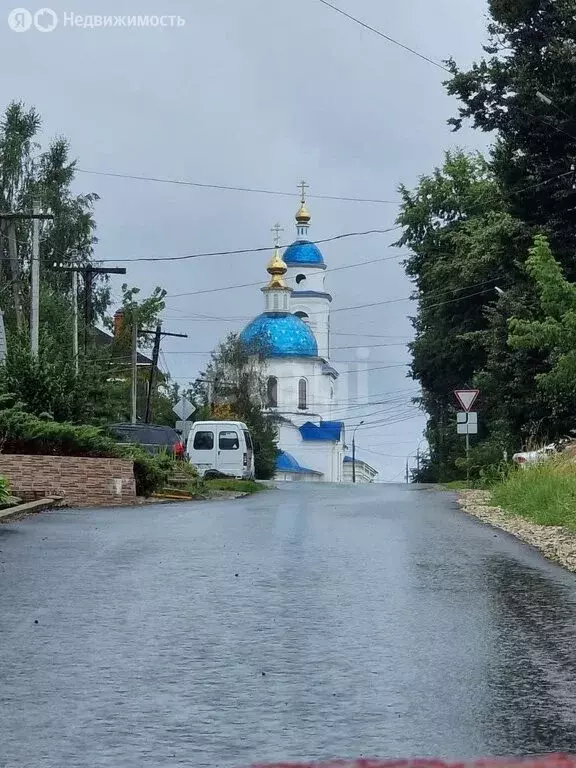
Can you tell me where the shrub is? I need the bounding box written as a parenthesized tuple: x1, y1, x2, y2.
(0, 476, 11, 505)
(130, 451, 170, 497)
(0, 406, 121, 457)
(0, 405, 192, 498)
(125, 448, 196, 497)
(491, 457, 576, 528)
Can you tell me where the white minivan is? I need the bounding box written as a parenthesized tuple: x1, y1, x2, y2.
(187, 421, 256, 480)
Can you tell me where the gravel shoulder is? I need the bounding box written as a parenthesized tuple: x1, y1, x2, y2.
(457, 489, 576, 572)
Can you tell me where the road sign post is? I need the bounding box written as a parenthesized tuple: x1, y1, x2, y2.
(454, 389, 479, 412)
(454, 390, 480, 485)
(173, 396, 195, 422)
(173, 397, 196, 445)
(456, 411, 478, 484)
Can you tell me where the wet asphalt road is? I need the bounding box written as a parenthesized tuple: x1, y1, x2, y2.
(2, 483, 576, 768)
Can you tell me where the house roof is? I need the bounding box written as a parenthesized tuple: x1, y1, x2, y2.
(93, 328, 154, 366)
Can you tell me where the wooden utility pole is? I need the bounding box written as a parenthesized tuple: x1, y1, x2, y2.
(82, 266, 127, 354)
(30, 201, 41, 356)
(6, 223, 23, 332)
(51, 263, 127, 359)
(131, 310, 138, 425)
(141, 326, 188, 424)
(0, 206, 54, 353)
(72, 270, 79, 374)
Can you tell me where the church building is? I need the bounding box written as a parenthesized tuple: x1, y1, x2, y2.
(239, 188, 370, 483)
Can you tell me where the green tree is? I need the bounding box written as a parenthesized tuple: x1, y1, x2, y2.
(0, 333, 115, 424)
(198, 333, 279, 479)
(447, 0, 576, 278)
(0, 102, 103, 334)
(397, 151, 527, 479)
(509, 235, 576, 412)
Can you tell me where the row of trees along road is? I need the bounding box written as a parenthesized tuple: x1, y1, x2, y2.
(0, 102, 278, 477)
(400, 0, 576, 482)
(0, 101, 182, 424)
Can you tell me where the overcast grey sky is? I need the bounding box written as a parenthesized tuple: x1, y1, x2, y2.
(2, 0, 490, 480)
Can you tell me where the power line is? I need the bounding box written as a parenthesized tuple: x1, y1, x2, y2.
(96, 227, 401, 264)
(76, 168, 400, 205)
(166, 249, 406, 299)
(163, 276, 508, 323)
(315, 0, 576, 146)
(332, 283, 506, 315)
(315, 0, 450, 72)
(168, 362, 410, 382)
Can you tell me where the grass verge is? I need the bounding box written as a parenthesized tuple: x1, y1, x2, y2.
(491, 457, 576, 529)
(203, 478, 264, 494)
(440, 480, 470, 491)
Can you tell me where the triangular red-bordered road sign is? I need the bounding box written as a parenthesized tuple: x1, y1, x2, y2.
(454, 389, 479, 412)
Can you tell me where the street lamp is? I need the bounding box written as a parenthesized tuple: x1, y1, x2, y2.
(352, 420, 364, 484)
(495, 286, 506, 297)
(406, 437, 428, 484)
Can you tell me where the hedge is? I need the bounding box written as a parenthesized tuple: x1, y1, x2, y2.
(0, 406, 177, 497)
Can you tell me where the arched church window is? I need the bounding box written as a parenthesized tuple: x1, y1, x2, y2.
(294, 311, 309, 321)
(296, 274, 306, 285)
(298, 378, 307, 410)
(267, 376, 278, 408)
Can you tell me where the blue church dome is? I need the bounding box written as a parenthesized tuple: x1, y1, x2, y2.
(240, 312, 318, 358)
(283, 240, 325, 266)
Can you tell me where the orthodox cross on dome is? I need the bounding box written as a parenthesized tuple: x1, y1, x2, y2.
(296, 180, 311, 236)
(271, 222, 284, 247)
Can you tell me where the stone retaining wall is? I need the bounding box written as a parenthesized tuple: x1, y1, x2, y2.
(0, 455, 137, 507)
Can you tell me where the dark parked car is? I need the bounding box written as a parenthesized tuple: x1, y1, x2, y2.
(109, 423, 185, 458)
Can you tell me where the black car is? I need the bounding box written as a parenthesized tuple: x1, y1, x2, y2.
(109, 423, 186, 458)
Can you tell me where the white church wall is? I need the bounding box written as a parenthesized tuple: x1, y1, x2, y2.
(264, 358, 334, 421)
(285, 266, 325, 294)
(290, 296, 330, 359)
(276, 422, 345, 483)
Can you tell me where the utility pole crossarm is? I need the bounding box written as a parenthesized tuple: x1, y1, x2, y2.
(141, 328, 188, 423)
(50, 264, 127, 355)
(140, 330, 188, 339)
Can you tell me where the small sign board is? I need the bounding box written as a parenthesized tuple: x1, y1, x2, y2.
(175, 420, 193, 441)
(457, 411, 478, 435)
(454, 389, 479, 412)
(173, 395, 195, 421)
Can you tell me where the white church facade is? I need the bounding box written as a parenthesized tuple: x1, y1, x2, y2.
(238, 190, 377, 483)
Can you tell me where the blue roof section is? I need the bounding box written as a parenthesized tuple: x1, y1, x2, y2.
(283, 240, 325, 266)
(240, 312, 318, 358)
(276, 451, 322, 475)
(299, 421, 344, 442)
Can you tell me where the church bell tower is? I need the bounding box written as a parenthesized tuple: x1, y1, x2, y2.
(284, 182, 332, 360)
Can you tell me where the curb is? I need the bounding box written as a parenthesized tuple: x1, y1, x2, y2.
(0, 497, 62, 523)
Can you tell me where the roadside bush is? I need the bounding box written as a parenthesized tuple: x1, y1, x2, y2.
(126, 448, 197, 498)
(0, 476, 11, 505)
(0, 405, 121, 457)
(0, 405, 183, 498)
(130, 451, 170, 497)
